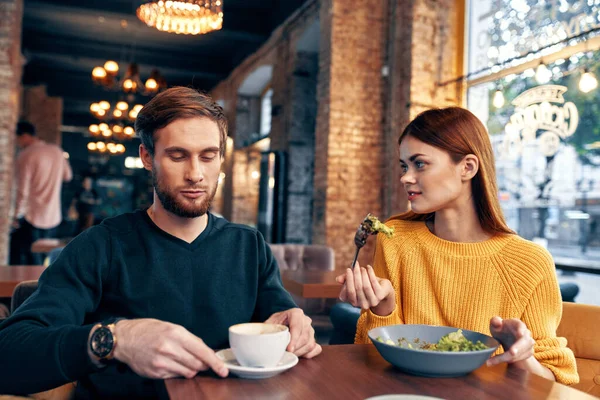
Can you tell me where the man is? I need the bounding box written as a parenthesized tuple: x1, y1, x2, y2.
(0, 87, 322, 398)
(10, 121, 73, 265)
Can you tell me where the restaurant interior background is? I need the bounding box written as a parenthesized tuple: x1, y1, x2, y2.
(0, 0, 599, 308)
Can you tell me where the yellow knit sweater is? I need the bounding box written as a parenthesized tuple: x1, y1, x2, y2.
(354, 217, 579, 385)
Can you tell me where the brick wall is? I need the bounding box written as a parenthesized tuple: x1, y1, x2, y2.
(313, 0, 387, 270)
(21, 85, 63, 145)
(284, 52, 318, 243)
(210, 0, 319, 237)
(0, 0, 23, 264)
(383, 0, 461, 218)
(211, 0, 462, 270)
(409, 0, 460, 112)
(234, 95, 262, 149)
(230, 149, 262, 226)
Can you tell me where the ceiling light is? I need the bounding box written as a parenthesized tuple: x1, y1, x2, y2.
(104, 61, 119, 75)
(137, 0, 223, 35)
(492, 89, 505, 108)
(535, 63, 552, 84)
(91, 61, 165, 95)
(579, 69, 598, 93)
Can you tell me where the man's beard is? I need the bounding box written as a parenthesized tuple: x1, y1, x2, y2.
(152, 170, 218, 218)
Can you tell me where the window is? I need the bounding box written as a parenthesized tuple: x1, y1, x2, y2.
(467, 0, 600, 257)
(260, 88, 273, 137)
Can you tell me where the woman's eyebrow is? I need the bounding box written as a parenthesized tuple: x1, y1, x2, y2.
(399, 153, 426, 163)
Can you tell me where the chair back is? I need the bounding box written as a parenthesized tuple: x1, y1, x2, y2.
(8, 279, 75, 399)
(11, 280, 39, 314)
(269, 244, 334, 271)
(269, 244, 335, 315)
(557, 302, 600, 396)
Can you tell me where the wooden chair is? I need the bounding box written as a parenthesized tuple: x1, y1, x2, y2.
(10, 280, 38, 314)
(0, 281, 76, 400)
(557, 302, 600, 397)
(269, 244, 335, 316)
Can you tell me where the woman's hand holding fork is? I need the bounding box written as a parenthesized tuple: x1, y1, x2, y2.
(336, 262, 395, 316)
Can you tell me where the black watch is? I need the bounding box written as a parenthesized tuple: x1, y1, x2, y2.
(89, 320, 119, 362)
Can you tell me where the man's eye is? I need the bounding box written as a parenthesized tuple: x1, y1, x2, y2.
(170, 155, 185, 161)
(202, 155, 216, 161)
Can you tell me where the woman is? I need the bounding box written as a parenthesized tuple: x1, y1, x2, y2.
(337, 107, 578, 384)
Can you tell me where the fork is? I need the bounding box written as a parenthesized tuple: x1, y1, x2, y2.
(350, 214, 376, 269)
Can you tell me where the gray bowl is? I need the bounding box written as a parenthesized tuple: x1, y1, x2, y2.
(368, 324, 499, 377)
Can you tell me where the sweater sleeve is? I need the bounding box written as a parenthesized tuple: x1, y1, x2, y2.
(521, 269, 579, 385)
(253, 232, 297, 321)
(354, 232, 404, 344)
(0, 227, 111, 395)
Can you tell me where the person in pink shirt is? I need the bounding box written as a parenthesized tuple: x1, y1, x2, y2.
(9, 121, 72, 265)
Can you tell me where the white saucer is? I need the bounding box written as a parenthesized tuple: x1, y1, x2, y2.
(216, 349, 298, 379)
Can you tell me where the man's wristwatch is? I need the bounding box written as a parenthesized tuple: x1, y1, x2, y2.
(89, 320, 120, 363)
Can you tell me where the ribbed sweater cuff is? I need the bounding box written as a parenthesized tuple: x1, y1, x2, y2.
(58, 324, 102, 381)
(542, 362, 580, 385)
(366, 307, 401, 328)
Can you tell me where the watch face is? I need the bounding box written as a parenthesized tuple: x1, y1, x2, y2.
(91, 326, 114, 358)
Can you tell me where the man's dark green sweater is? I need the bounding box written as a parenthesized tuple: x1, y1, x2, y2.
(0, 210, 296, 398)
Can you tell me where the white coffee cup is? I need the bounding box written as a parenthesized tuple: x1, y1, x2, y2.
(229, 323, 290, 368)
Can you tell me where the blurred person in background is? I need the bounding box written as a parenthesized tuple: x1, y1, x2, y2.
(69, 175, 101, 235)
(9, 121, 73, 265)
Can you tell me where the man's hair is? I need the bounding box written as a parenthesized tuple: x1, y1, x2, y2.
(16, 121, 36, 137)
(135, 87, 228, 157)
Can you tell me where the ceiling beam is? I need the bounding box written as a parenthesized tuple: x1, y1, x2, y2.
(22, 31, 231, 77)
(26, 51, 225, 81)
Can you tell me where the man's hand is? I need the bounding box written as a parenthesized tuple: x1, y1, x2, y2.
(108, 319, 228, 379)
(265, 308, 322, 359)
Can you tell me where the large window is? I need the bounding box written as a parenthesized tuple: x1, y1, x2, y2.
(467, 0, 600, 258)
(260, 88, 273, 137)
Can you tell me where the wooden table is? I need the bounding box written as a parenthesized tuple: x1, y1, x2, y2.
(281, 270, 341, 299)
(31, 238, 70, 254)
(165, 344, 594, 399)
(0, 266, 46, 297)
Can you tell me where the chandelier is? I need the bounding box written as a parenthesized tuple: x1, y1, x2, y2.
(91, 61, 165, 95)
(136, 0, 223, 35)
(89, 101, 144, 121)
(87, 141, 127, 155)
(87, 122, 134, 156)
(87, 100, 143, 156)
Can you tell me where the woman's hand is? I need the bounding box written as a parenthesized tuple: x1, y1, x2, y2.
(335, 261, 395, 316)
(487, 316, 536, 366)
(486, 316, 556, 380)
